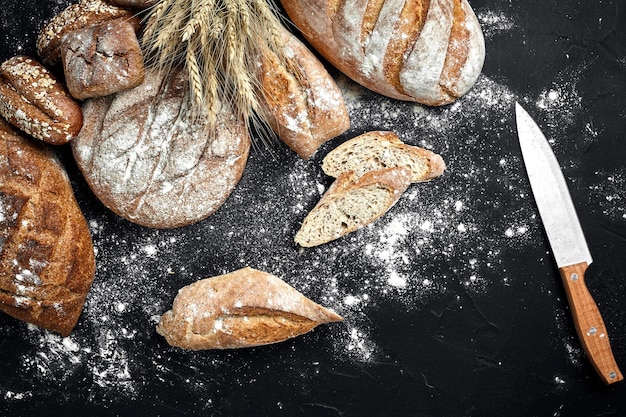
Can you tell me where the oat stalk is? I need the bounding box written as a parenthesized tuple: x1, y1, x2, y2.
(141, 0, 286, 127)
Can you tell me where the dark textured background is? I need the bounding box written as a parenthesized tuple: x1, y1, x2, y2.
(1, 1, 626, 416)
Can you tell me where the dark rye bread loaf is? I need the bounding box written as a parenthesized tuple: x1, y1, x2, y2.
(0, 119, 96, 336)
(72, 69, 251, 229)
(60, 18, 145, 100)
(37, 0, 134, 65)
(280, 0, 485, 106)
(108, 0, 158, 8)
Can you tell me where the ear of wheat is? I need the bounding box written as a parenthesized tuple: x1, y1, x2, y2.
(141, 0, 286, 128)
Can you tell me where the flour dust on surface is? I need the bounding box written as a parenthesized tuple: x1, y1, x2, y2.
(0, 6, 614, 406)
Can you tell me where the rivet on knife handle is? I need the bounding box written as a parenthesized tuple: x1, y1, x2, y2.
(559, 262, 623, 384)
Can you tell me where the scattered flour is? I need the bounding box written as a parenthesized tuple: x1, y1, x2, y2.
(0, 3, 618, 411)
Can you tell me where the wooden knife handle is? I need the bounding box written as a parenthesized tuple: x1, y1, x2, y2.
(559, 262, 623, 384)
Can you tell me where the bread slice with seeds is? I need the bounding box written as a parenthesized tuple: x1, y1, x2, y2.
(295, 167, 412, 247)
(322, 131, 446, 182)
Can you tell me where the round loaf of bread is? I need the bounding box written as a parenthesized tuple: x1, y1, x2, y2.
(72, 69, 251, 229)
(0, 119, 96, 337)
(37, 0, 133, 65)
(280, 0, 486, 106)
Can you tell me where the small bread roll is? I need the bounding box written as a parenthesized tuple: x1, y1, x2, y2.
(37, 0, 134, 65)
(0, 56, 83, 144)
(61, 18, 145, 100)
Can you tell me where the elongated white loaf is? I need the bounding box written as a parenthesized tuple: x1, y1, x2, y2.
(295, 167, 412, 247)
(322, 131, 446, 182)
(280, 0, 485, 105)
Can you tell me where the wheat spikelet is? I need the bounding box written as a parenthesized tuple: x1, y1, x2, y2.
(141, 0, 288, 134)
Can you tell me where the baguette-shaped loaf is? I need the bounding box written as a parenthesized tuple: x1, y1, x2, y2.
(0, 119, 96, 336)
(295, 167, 411, 247)
(156, 267, 342, 350)
(280, 0, 485, 105)
(258, 26, 350, 159)
(322, 131, 446, 182)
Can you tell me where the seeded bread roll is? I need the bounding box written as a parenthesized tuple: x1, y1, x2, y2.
(295, 166, 412, 247)
(0, 118, 96, 337)
(72, 68, 250, 229)
(37, 0, 134, 65)
(61, 18, 145, 100)
(280, 0, 485, 106)
(0, 56, 83, 144)
(258, 26, 350, 159)
(322, 131, 446, 182)
(157, 267, 343, 350)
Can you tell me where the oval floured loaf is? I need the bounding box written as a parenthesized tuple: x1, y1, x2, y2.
(322, 131, 446, 182)
(72, 69, 250, 228)
(0, 119, 96, 336)
(280, 0, 485, 105)
(157, 267, 343, 350)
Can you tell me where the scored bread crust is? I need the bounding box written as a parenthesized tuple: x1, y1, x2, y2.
(295, 166, 412, 247)
(0, 119, 96, 336)
(322, 130, 446, 182)
(156, 267, 343, 350)
(0, 56, 83, 145)
(280, 0, 485, 105)
(72, 68, 250, 229)
(60, 18, 145, 100)
(36, 0, 134, 65)
(258, 26, 350, 159)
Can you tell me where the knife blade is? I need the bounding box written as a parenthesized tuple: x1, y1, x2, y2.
(515, 102, 623, 384)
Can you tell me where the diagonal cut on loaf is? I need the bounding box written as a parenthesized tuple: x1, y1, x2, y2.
(322, 131, 446, 182)
(156, 267, 342, 350)
(295, 166, 412, 247)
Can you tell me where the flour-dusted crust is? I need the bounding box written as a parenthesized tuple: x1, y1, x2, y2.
(258, 26, 350, 159)
(37, 0, 134, 65)
(0, 119, 96, 337)
(108, 0, 158, 8)
(72, 69, 250, 229)
(322, 131, 446, 182)
(0, 56, 83, 145)
(157, 267, 343, 350)
(61, 18, 145, 100)
(295, 167, 412, 247)
(280, 0, 485, 105)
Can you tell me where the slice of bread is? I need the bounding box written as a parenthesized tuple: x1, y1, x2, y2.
(321, 131, 446, 182)
(295, 167, 412, 247)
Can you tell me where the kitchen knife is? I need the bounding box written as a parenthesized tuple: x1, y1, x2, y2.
(515, 102, 623, 385)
